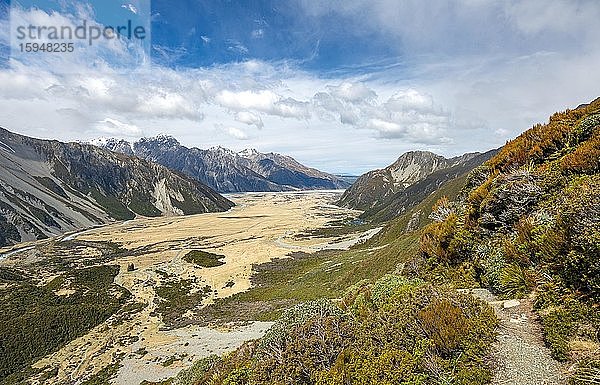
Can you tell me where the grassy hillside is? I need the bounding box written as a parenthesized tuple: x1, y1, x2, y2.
(417, 98, 600, 379)
(168, 98, 600, 385)
(159, 169, 494, 385)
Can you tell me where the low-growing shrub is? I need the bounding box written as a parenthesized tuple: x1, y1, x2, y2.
(181, 276, 498, 385)
(419, 298, 469, 355)
(183, 250, 226, 268)
(499, 264, 536, 298)
(540, 306, 579, 361)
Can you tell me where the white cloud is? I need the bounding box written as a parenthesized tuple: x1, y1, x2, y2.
(252, 29, 264, 39)
(95, 117, 141, 136)
(121, 4, 138, 14)
(368, 119, 402, 134)
(1, 2, 599, 173)
(215, 89, 310, 119)
(385, 89, 434, 112)
(138, 91, 203, 120)
(226, 39, 249, 55)
(272, 98, 311, 119)
(326, 82, 377, 103)
(504, 0, 600, 38)
(235, 111, 264, 129)
(310, 83, 451, 144)
(216, 89, 279, 111)
(216, 124, 249, 140)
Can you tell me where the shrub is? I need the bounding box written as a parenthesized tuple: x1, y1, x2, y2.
(429, 197, 454, 223)
(172, 355, 220, 385)
(561, 129, 600, 174)
(552, 176, 600, 299)
(183, 250, 226, 268)
(223, 367, 251, 385)
(182, 276, 498, 385)
(316, 345, 427, 385)
(370, 274, 421, 309)
(499, 264, 536, 298)
(570, 113, 600, 144)
(419, 299, 469, 356)
(479, 170, 542, 230)
(420, 214, 459, 263)
(541, 307, 578, 361)
(570, 359, 600, 385)
(254, 315, 353, 384)
(476, 243, 506, 292)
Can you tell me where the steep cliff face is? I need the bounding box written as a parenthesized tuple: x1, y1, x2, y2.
(0, 128, 233, 246)
(337, 150, 482, 212)
(93, 135, 350, 193)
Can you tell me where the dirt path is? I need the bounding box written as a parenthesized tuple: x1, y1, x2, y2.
(464, 289, 567, 385)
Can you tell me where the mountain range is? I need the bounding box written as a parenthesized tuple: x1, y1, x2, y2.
(90, 136, 350, 193)
(0, 127, 496, 247)
(0, 128, 233, 247)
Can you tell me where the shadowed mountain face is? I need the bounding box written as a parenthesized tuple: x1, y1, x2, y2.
(359, 150, 498, 222)
(92, 136, 350, 193)
(0, 128, 233, 247)
(337, 150, 496, 221)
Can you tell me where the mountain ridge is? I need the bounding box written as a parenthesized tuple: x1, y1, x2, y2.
(91, 135, 351, 193)
(337, 149, 485, 213)
(0, 128, 233, 247)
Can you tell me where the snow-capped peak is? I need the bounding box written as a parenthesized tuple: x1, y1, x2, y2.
(87, 137, 134, 155)
(139, 134, 180, 147)
(208, 145, 237, 156)
(88, 137, 111, 147)
(238, 148, 262, 158)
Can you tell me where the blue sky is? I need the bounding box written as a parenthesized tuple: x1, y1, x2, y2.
(0, 1, 599, 174)
(151, 0, 398, 72)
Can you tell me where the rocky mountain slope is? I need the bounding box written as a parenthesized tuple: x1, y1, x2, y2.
(0, 128, 233, 246)
(337, 150, 493, 222)
(91, 136, 350, 193)
(337, 151, 479, 210)
(360, 149, 498, 222)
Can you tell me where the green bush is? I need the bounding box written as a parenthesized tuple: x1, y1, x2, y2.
(419, 298, 469, 355)
(183, 250, 226, 268)
(476, 243, 505, 292)
(183, 276, 497, 385)
(540, 307, 577, 361)
(570, 359, 600, 385)
(172, 355, 220, 385)
(499, 264, 536, 298)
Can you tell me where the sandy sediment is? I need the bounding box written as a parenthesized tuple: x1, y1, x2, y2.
(27, 192, 370, 385)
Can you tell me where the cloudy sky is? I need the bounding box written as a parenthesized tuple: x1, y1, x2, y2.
(0, 0, 599, 174)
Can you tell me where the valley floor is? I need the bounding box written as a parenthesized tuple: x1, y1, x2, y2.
(0, 191, 377, 385)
